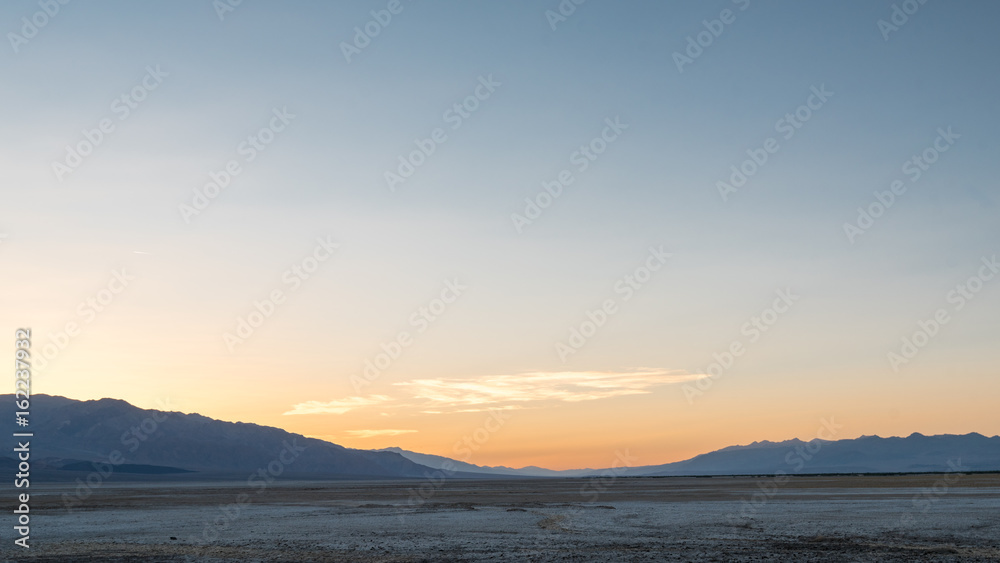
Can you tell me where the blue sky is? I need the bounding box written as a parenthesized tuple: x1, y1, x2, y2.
(3, 0, 999, 468)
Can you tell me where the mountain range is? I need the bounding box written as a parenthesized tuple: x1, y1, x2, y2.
(4, 394, 998, 480)
(2, 394, 454, 480)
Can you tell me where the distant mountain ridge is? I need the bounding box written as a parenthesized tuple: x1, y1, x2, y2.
(617, 431, 1000, 476)
(384, 433, 1000, 477)
(5, 395, 998, 481)
(375, 447, 596, 477)
(1, 394, 449, 480)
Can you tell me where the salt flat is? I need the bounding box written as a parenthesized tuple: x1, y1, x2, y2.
(5, 475, 999, 562)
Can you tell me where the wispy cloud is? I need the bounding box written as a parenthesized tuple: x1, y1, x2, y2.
(396, 369, 705, 411)
(284, 369, 705, 416)
(283, 395, 393, 415)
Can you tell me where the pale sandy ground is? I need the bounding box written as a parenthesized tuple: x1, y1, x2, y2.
(3, 475, 999, 562)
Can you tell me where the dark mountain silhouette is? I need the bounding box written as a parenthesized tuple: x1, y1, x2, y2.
(6, 395, 998, 480)
(385, 434, 1000, 477)
(376, 446, 596, 477)
(614, 432, 1000, 476)
(1, 394, 457, 479)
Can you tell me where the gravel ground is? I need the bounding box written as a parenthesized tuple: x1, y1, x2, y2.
(3, 475, 999, 562)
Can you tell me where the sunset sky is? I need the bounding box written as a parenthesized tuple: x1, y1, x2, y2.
(3, 1, 999, 470)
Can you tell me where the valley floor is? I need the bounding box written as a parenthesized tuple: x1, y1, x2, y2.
(4, 474, 1000, 562)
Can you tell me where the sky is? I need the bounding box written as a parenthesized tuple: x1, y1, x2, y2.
(2, 0, 999, 470)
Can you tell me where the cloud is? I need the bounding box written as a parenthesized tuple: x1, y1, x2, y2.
(285, 370, 706, 416)
(341, 429, 418, 438)
(283, 395, 393, 415)
(395, 369, 706, 411)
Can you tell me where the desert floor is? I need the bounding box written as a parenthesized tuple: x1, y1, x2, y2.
(4, 474, 1000, 562)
